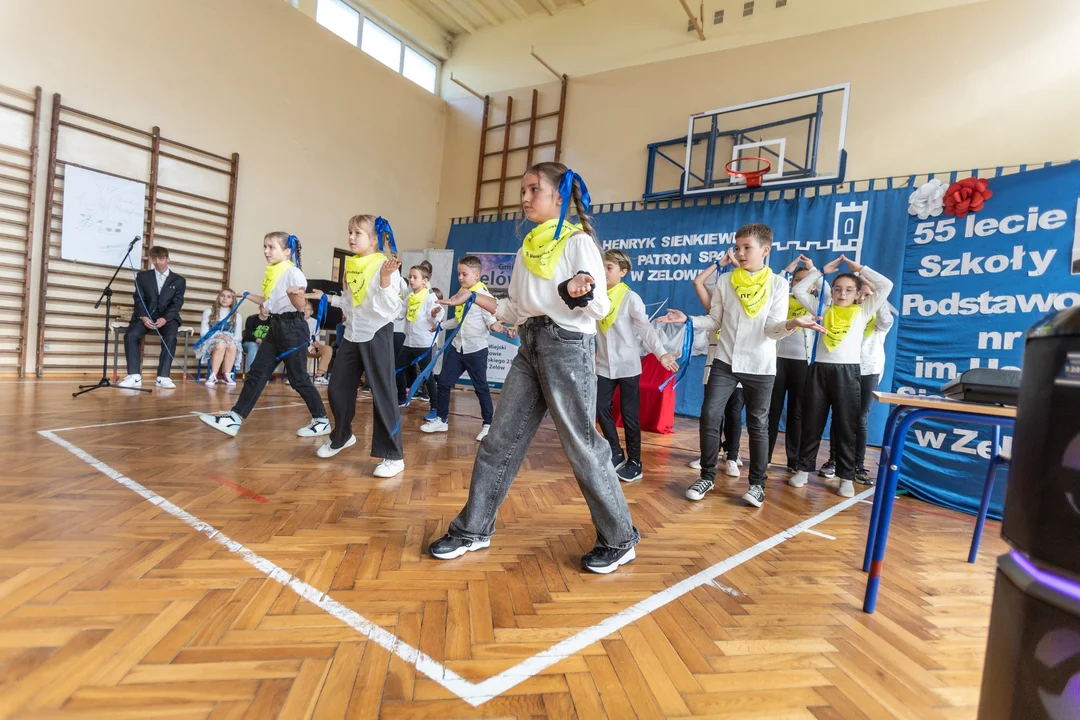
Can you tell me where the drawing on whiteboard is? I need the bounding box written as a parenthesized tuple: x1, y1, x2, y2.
(60, 165, 147, 266)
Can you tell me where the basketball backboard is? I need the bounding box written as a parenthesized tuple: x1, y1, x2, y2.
(681, 84, 850, 196)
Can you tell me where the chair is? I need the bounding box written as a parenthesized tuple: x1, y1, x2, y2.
(968, 424, 1010, 563)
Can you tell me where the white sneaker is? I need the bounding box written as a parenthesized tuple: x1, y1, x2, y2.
(688, 459, 701, 470)
(317, 434, 355, 458)
(421, 418, 448, 434)
(725, 459, 740, 477)
(838, 480, 855, 498)
(199, 412, 241, 437)
(118, 374, 142, 388)
(476, 424, 490, 442)
(374, 458, 405, 478)
(223, 373, 236, 386)
(788, 471, 809, 488)
(314, 376, 329, 386)
(297, 418, 331, 437)
(156, 376, 175, 389)
(205, 374, 217, 386)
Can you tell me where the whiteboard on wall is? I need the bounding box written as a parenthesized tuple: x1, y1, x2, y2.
(60, 165, 146, 266)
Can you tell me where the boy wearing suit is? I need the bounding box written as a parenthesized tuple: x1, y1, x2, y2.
(118, 246, 186, 389)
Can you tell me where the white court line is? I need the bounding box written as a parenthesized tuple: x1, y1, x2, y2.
(40, 426, 873, 707)
(43, 403, 305, 433)
(804, 528, 836, 540)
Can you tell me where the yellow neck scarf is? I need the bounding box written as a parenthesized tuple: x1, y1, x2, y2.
(407, 287, 429, 323)
(456, 281, 486, 323)
(344, 252, 387, 307)
(864, 313, 877, 337)
(823, 304, 861, 351)
(730, 267, 773, 318)
(521, 218, 583, 279)
(600, 282, 630, 334)
(787, 294, 808, 320)
(262, 260, 294, 299)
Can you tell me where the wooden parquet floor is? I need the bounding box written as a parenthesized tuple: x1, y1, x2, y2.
(0, 379, 1003, 719)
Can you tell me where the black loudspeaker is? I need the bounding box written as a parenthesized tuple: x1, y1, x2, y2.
(977, 554, 1080, 720)
(306, 279, 343, 328)
(999, 307, 1080, 575)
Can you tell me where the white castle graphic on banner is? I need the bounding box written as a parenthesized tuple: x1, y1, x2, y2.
(773, 200, 869, 264)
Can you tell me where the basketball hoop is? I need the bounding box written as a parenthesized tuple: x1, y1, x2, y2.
(725, 157, 772, 189)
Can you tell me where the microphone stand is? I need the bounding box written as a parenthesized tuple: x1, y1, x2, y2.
(74, 236, 151, 397)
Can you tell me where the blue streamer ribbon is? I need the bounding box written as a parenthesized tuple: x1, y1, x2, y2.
(553, 169, 592, 242)
(276, 293, 329, 361)
(659, 319, 694, 391)
(809, 273, 828, 364)
(391, 293, 476, 435)
(193, 292, 250, 350)
(374, 217, 397, 255)
(395, 322, 442, 376)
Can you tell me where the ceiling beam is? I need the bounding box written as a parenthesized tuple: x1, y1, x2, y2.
(536, 0, 557, 16)
(454, 0, 500, 26)
(430, 0, 476, 33)
(678, 0, 705, 41)
(495, 0, 528, 20)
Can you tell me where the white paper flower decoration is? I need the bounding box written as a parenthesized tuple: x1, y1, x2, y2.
(908, 179, 947, 219)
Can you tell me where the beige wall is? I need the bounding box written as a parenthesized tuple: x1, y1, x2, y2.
(1, 0, 446, 373)
(436, 0, 1080, 243)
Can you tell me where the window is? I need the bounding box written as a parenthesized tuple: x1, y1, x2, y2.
(316, 0, 360, 45)
(360, 18, 401, 70)
(402, 47, 437, 92)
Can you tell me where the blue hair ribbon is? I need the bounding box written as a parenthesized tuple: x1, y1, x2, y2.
(659, 318, 694, 391)
(374, 217, 397, 255)
(286, 234, 302, 268)
(553, 169, 592, 241)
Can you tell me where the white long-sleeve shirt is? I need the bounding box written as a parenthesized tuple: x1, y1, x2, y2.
(495, 233, 610, 335)
(443, 285, 497, 355)
(794, 266, 894, 365)
(861, 304, 895, 378)
(264, 266, 307, 315)
(200, 305, 242, 342)
(777, 277, 829, 362)
(404, 289, 444, 349)
(689, 270, 793, 375)
(391, 275, 409, 334)
(595, 288, 668, 379)
(328, 260, 404, 343)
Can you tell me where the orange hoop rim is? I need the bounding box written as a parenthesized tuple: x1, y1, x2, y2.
(725, 157, 772, 188)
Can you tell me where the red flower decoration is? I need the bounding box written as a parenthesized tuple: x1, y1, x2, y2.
(944, 177, 993, 218)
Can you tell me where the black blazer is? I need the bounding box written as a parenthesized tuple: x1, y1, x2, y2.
(131, 269, 186, 324)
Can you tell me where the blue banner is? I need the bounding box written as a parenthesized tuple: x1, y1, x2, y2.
(894, 163, 1080, 518)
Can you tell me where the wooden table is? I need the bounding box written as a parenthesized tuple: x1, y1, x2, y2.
(861, 391, 1017, 613)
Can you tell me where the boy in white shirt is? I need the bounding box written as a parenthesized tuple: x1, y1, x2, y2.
(595, 250, 678, 483)
(421, 256, 505, 441)
(788, 255, 894, 498)
(397, 264, 443, 410)
(660, 224, 825, 508)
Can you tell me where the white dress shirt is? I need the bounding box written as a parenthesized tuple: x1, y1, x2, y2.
(392, 275, 409, 334)
(794, 266, 894, 365)
(264, 266, 307, 315)
(327, 260, 404, 343)
(404, 289, 443, 349)
(155, 268, 170, 292)
(861, 304, 895, 379)
(496, 233, 609, 335)
(443, 285, 497, 355)
(595, 288, 669, 379)
(689, 270, 793, 376)
(200, 305, 242, 342)
(777, 277, 828, 362)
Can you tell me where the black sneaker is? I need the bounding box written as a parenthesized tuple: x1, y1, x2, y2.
(581, 545, 636, 574)
(611, 450, 627, 471)
(855, 467, 874, 485)
(617, 460, 643, 483)
(428, 533, 490, 560)
(818, 460, 836, 479)
(742, 485, 766, 507)
(685, 477, 714, 501)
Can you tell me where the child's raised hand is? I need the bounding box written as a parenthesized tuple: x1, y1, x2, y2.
(798, 254, 815, 269)
(489, 322, 507, 334)
(659, 352, 679, 372)
(567, 272, 595, 298)
(843, 255, 864, 272)
(658, 308, 687, 324)
(822, 256, 844, 274)
(718, 247, 737, 267)
(430, 305, 442, 318)
(506, 327, 518, 340)
(789, 314, 826, 333)
(438, 289, 474, 307)
(381, 255, 401, 280)
(306, 288, 324, 300)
